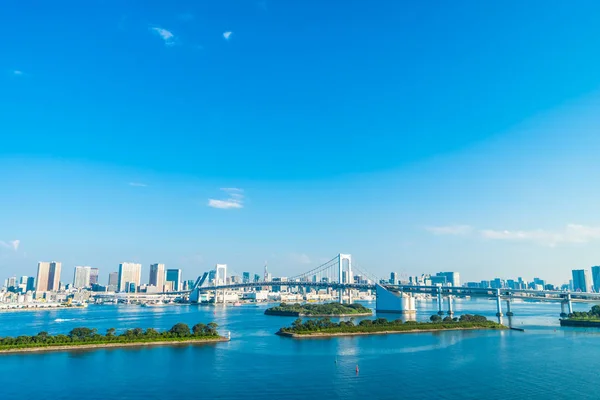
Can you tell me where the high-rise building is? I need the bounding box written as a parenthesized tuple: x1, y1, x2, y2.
(149, 263, 166, 291)
(389, 272, 397, 285)
(166, 269, 182, 291)
(107, 272, 118, 291)
(572, 269, 591, 292)
(436, 272, 460, 287)
(26, 277, 35, 292)
(592, 266, 600, 292)
(35, 261, 62, 292)
(253, 274, 260, 283)
(243, 272, 250, 284)
(73, 266, 92, 289)
(19, 276, 28, 285)
(89, 268, 99, 285)
(118, 262, 142, 292)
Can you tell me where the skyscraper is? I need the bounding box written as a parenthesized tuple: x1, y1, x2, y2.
(73, 266, 92, 289)
(118, 263, 142, 292)
(149, 263, 166, 291)
(389, 272, 397, 285)
(26, 277, 35, 292)
(243, 272, 250, 283)
(572, 269, 591, 292)
(436, 272, 460, 287)
(108, 272, 119, 291)
(592, 266, 600, 292)
(35, 261, 61, 292)
(166, 269, 182, 291)
(89, 268, 99, 285)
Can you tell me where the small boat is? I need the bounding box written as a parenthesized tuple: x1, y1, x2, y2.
(233, 302, 242, 307)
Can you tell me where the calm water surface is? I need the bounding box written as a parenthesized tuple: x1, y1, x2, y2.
(0, 299, 597, 399)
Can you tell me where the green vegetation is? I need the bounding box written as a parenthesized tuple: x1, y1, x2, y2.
(564, 305, 600, 321)
(277, 314, 505, 336)
(560, 305, 600, 327)
(265, 302, 373, 316)
(0, 322, 222, 351)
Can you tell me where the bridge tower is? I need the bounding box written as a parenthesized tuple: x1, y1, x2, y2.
(215, 264, 227, 304)
(338, 254, 352, 304)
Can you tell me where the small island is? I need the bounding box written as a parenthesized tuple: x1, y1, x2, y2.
(276, 314, 506, 338)
(265, 302, 373, 317)
(0, 322, 228, 354)
(560, 305, 600, 327)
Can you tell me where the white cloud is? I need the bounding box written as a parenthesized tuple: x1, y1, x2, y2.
(208, 188, 244, 209)
(129, 182, 147, 187)
(425, 225, 472, 235)
(223, 31, 232, 40)
(0, 240, 20, 251)
(150, 27, 176, 46)
(13, 70, 23, 76)
(480, 224, 600, 247)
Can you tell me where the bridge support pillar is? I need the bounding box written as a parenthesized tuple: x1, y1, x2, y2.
(567, 294, 573, 314)
(437, 288, 444, 315)
(495, 289, 503, 317)
(505, 300, 513, 316)
(447, 295, 453, 316)
(560, 301, 567, 318)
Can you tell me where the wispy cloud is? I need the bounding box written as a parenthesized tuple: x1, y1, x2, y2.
(208, 188, 244, 209)
(13, 70, 23, 76)
(223, 31, 232, 40)
(0, 240, 20, 251)
(128, 182, 148, 187)
(480, 224, 600, 247)
(425, 225, 473, 235)
(150, 27, 176, 46)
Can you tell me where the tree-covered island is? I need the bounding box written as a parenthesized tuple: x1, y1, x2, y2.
(560, 305, 600, 327)
(0, 322, 228, 354)
(276, 314, 506, 338)
(265, 302, 373, 317)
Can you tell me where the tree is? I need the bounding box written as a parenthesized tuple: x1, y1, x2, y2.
(443, 316, 453, 322)
(106, 328, 116, 337)
(169, 323, 191, 337)
(69, 327, 96, 340)
(145, 328, 159, 337)
(192, 323, 207, 336)
(291, 319, 303, 330)
(206, 322, 218, 335)
(430, 315, 442, 323)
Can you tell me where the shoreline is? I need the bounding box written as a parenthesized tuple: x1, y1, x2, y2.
(277, 326, 505, 339)
(0, 337, 229, 354)
(0, 306, 87, 313)
(559, 319, 600, 328)
(266, 311, 372, 317)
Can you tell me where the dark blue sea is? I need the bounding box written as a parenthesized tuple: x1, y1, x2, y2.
(0, 299, 597, 399)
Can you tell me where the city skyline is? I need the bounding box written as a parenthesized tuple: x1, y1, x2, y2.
(4, 2, 600, 282)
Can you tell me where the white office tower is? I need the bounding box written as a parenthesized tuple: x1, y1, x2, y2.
(149, 263, 166, 291)
(73, 266, 92, 289)
(118, 262, 142, 292)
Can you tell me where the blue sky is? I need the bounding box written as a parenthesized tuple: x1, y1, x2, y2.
(3, 1, 600, 285)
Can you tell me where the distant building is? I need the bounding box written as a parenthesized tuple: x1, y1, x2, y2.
(253, 274, 261, 283)
(118, 263, 142, 292)
(572, 269, 591, 293)
(480, 280, 490, 288)
(7, 276, 17, 288)
(89, 268, 99, 285)
(108, 272, 119, 288)
(389, 272, 397, 285)
(436, 272, 460, 287)
(430, 275, 446, 286)
(36, 261, 61, 292)
(243, 272, 250, 284)
(592, 266, 600, 292)
(73, 266, 92, 289)
(26, 277, 35, 292)
(149, 263, 166, 291)
(166, 269, 182, 291)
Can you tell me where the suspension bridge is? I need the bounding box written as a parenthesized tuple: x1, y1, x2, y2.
(92, 252, 600, 317)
